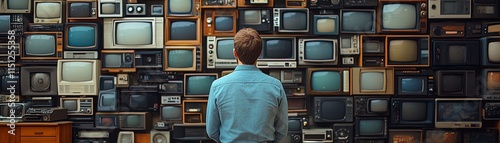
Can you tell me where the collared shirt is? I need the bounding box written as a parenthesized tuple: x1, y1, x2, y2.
(206, 65, 288, 143)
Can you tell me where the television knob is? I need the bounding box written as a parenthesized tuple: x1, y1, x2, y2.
(431, 4, 436, 9)
(127, 6, 134, 13)
(208, 50, 213, 54)
(421, 3, 426, 9)
(86, 109, 91, 114)
(136, 6, 143, 13)
(207, 18, 213, 24)
(433, 26, 444, 36)
(262, 11, 267, 15)
(420, 11, 426, 17)
(209, 44, 214, 49)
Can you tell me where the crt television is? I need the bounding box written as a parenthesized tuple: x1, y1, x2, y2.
(20, 66, 58, 96)
(184, 73, 218, 98)
(0, 0, 31, 13)
(480, 36, 500, 66)
(435, 98, 482, 128)
(256, 37, 297, 68)
(22, 32, 63, 60)
(433, 40, 480, 66)
(313, 15, 339, 35)
(436, 70, 476, 97)
(203, 9, 238, 36)
(394, 69, 434, 96)
(165, 17, 201, 45)
(298, 38, 338, 66)
(354, 96, 390, 117)
(160, 105, 182, 121)
(165, 0, 200, 17)
(98, 0, 123, 17)
(119, 112, 152, 131)
(390, 98, 434, 128)
(482, 69, 500, 98)
(273, 8, 309, 33)
(33, 0, 64, 23)
(385, 35, 429, 67)
(65, 23, 99, 51)
(164, 46, 199, 72)
(306, 68, 349, 95)
(355, 117, 387, 137)
(206, 36, 236, 69)
(120, 90, 158, 112)
(95, 112, 119, 129)
(66, 0, 97, 20)
(352, 67, 395, 95)
(313, 96, 354, 123)
(98, 91, 118, 112)
(238, 8, 273, 33)
(57, 60, 101, 96)
(378, 0, 427, 33)
(104, 17, 164, 49)
(340, 9, 376, 34)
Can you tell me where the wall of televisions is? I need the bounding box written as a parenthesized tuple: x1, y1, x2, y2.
(1, 0, 500, 142)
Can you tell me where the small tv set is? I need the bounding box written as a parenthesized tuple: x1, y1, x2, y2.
(237, 8, 273, 33)
(340, 9, 376, 34)
(339, 34, 360, 55)
(184, 73, 218, 98)
(482, 69, 500, 98)
(390, 98, 434, 128)
(103, 17, 164, 49)
(65, 23, 99, 51)
(257, 37, 297, 68)
(120, 90, 158, 111)
(480, 36, 500, 66)
(360, 35, 385, 65)
(388, 129, 422, 143)
(0, 15, 11, 35)
(20, 66, 58, 96)
(119, 112, 151, 131)
(273, 8, 309, 33)
(165, 0, 199, 17)
(355, 117, 387, 137)
(435, 98, 482, 128)
(117, 131, 134, 143)
(424, 129, 459, 143)
(98, 0, 123, 17)
(313, 15, 339, 35)
(57, 60, 101, 96)
(66, 0, 97, 20)
(298, 38, 338, 66)
(306, 68, 349, 95)
(394, 69, 434, 96)
(428, 0, 471, 19)
(33, 0, 64, 23)
(160, 105, 182, 121)
(182, 100, 208, 124)
(164, 46, 199, 71)
(436, 70, 476, 97)
(59, 97, 94, 116)
(0, 0, 31, 13)
(352, 67, 395, 95)
(354, 96, 390, 117)
(95, 112, 120, 128)
(313, 96, 354, 123)
(385, 35, 429, 67)
(237, 0, 274, 7)
(204, 9, 238, 36)
(433, 40, 480, 66)
(472, 0, 498, 19)
(0, 103, 31, 122)
(206, 36, 236, 69)
(22, 32, 63, 60)
(98, 92, 118, 112)
(165, 17, 201, 45)
(101, 50, 136, 73)
(377, 0, 427, 33)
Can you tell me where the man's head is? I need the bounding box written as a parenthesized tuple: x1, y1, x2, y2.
(234, 28, 262, 65)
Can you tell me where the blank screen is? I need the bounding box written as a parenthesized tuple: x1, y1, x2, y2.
(187, 76, 216, 95)
(215, 16, 233, 31)
(382, 4, 417, 29)
(401, 78, 424, 92)
(361, 72, 384, 90)
(63, 100, 77, 111)
(263, 40, 293, 59)
(487, 72, 500, 90)
(104, 54, 122, 67)
(437, 101, 480, 122)
(0, 15, 9, 33)
(101, 93, 115, 106)
(69, 3, 91, 17)
(389, 40, 418, 62)
(217, 40, 235, 59)
(369, 100, 388, 112)
(441, 0, 469, 14)
(8, 0, 29, 9)
(68, 26, 95, 47)
(448, 45, 466, 63)
(341, 38, 351, 48)
(170, 21, 196, 40)
(488, 42, 500, 62)
(101, 3, 115, 14)
(282, 11, 307, 30)
(442, 74, 463, 92)
(126, 115, 142, 127)
(305, 41, 334, 60)
(243, 10, 261, 25)
(25, 35, 56, 56)
(130, 95, 146, 107)
(359, 120, 383, 135)
(401, 102, 426, 121)
(168, 50, 193, 68)
(316, 18, 335, 33)
(116, 22, 152, 45)
(162, 106, 181, 120)
(288, 120, 301, 131)
(342, 11, 373, 32)
(364, 41, 383, 53)
(169, 0, 192, 14)
(311, 71, 340, 91)
(36, 2, 61, 18)
(321, 100, 345, 120)
(62, 62, 93, 82)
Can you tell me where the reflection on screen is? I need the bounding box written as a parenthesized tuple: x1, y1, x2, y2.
(437, 101, 480, 122)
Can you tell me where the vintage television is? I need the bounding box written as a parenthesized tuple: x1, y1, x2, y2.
(104, 17, 164, 49)
(237, 0, 274, 7)
(160, 105, 182, 122)
(64, 23, 99, 51)
(428, 0, 471, 19)
(435, 98, 482, 128)
(339, 34, 360, 55)
(377, 0, 427, 33)
(273, 8, 309, 33)
(313, 96, 354, 123)
(436, 70, 476, 97)
(0, 103, 31, 122)
(98, 91, 118, 112)
(0, 14, 25, 37)
(388, 129, 422, 143)
(206, 36, 236, 69)
(164, 46, 199, 71)
(473, 0, 498, 19)
(354, 96, 390, 117)
(20, 66, 58, 96)
(360, 35, 385, 67)
(66, 0, 97, 20)
(98, 0, 123, 17)
(287, 118, 303, 143)
(117, 131, 134, 143)
(394, 69, 434, 96)
(480, 36, 500, 66)
(120, 90, 158, 111)
(298, 38, 338, 66)
(165, 17, 201, 45)
(101, 50, 136, 73)
(95, 112, 120, 128)
(22, 32, 63, 61)
(60, 97, 94, 116)
(385, 35, 430, 67)
(306, 68, 349, 95)
(433, 40, 480, 66)
(352, 67, 394, 95)
(340, 9, 376, 34)
(165, 0, 200, 17)
(355, 117, 387, 137)
(482, 69, 500, 100)
(237, 8, 273, 33)
(182, 100, 208, 124)
(308, 0, 341, 9)
(200, 0, 236, 8)
(0, 67, 20, 96)
(119, 112, 151, 131)
(0, 0, 31, 13)
(184, 73, 218, 98)
(57, 60, 101, 96)
(313, 15, 339, 35)
(424, 129, 460, 143)
(466, 21, 500, 38)
(204, 9, 238, 36)
(33, 0, 64, 23)
(390, 98, 434, 128)
(256, 37, 297, 68)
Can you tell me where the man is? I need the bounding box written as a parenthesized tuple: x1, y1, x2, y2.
(206, 28, 289, 143)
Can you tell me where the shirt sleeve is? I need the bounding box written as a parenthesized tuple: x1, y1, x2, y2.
(206, 84, 221, 143)
(274, 86, 289, 143)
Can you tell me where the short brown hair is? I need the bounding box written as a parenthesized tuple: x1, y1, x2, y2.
(234, 28, 262, 64)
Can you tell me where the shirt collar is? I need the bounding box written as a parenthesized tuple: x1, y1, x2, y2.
(234, 65, 260, 71)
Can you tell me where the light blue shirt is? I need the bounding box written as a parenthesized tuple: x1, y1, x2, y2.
(206, 65, 288, 143)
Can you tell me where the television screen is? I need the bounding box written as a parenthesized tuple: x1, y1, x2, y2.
(358, 119, 384, 136)
(100, 93, 115, 107)
(0, 103, 25, 117)
(125, 115, 143, 127)
(69, 2, 91, 17)
(261, 39, 293, 59)
(321, 100, 346, 120)
(170, 21, 196, 40)
(442, 74, 463, 93)
(402, 102, 427, 121)
(389, 40, 418, 62)
(448, 45, 466, 64)
(487, 71, 500, 90)
(437, 101, 480, 122)
(288, 119, 301, 131)
(400, 77, 424, 93)
(363, 40, 384, 53)
(115, 21, 152, 45)
(382, 4, 417, 29)
(243, 10, 261, 25)
(215, 16, 233, 31)
(98, 116, 117, 127)
(281, 11, 307, 30)
(62, 61, 93, 82)
(25, 35, 56, 56)
(186, 76, 216, 95)
(304, 41, 334, 60)
(68, 25, 95, 47)
(315, 16, 336, 33)
(100, 2, 117, 14)
(488, 42, 500, 62)
(0, 15, 9, 33)
(36, 2, 61, 18)
(103, 54, 122, 68)
(342, 11, 374, 32)
(168, 0, 192, 15)
(360, 72, 384, 91)
(7, 0, 30, 9)
(369, 99, 388, 113)
(161, 106, 181, 120)
(63, 100, 78, 111)
(217, 39, 235, 59)
(311, 71, 340, 91)
(129, 94, 147, 108)
(168, 50, 193, 68)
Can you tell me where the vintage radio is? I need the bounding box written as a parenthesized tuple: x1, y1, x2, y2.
(377, 0, 427, 34)
(125, 4, 146, 16)
(340, 35, 360, 55)
(0, 36, 20, 64)
(161, 95, 181, 105)
(204, 9, 238, 36)
(0, 14, 26, 36)
(302, 128, 334, 142)
(308, 0, 341, 9)
(60, 97, 94, 116)
(269, 70, 302, 84)
(0, 95, 19, 102)
(472, 0, 498, 19)
(430, 22, 465, 37)
(134, 70, 171, 83)
(33, 0, 65, 23)
(31, 96, 56, 107)
(334, 123, 354, 143)
(343, 0, 377, 7)
(0, 67, 20, 96)
(483, 102, 500, 120)
(153, 121, 173, 131)
(275, 0, 307, 8)
(101, 50, 136, 73)
(428, 0, 471, 19)
(466, 21, 500, 38)
(159, 80, 183, 94)
(64, 51, 99, 59)
(238, 0, 274, 7)
(201, 0, 236, 8)
(135, 50, 162, 68)
(66, 0, 98, 20)
(21, 32, 63, 61)
(23, 107, 68, 122)
(28, 23, 64, 32)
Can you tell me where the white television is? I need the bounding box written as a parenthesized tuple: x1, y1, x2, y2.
(98, 0, 123, 17)
(33, 0, 63, 23)
(57, 60, 101, 96)
(104, 17, 164, 49)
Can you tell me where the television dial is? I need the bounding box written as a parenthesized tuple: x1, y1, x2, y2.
(421, 11, 427, 17)
(207, 17, 213, 24)
(127, 6, 134, 13)
(433, 26, 444, 36)
(420, 3, 426, 9)
(136, 6, 143, 13)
